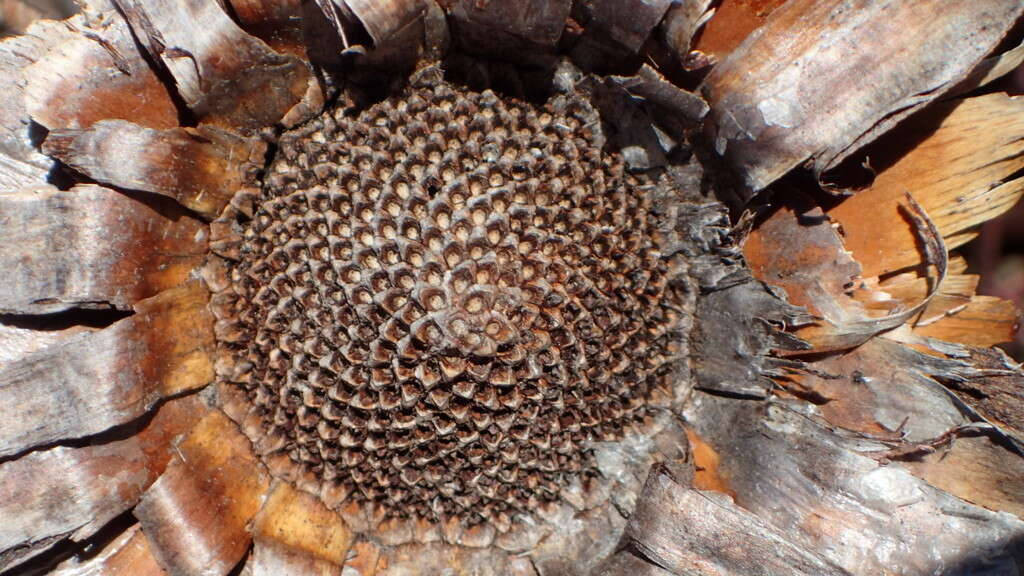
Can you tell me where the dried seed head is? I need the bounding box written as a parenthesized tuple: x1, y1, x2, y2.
(216, 68, 686, 527)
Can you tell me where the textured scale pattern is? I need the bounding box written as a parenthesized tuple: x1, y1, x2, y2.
(219, 68, 687, 525)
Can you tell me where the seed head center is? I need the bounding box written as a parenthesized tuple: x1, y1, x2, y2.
(222, 71, 685, 526)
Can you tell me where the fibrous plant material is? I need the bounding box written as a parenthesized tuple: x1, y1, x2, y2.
(213, 66, 687, 528)
(703, 0, 1024, 195)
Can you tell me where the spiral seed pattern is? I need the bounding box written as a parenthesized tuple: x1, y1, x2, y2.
(218, 68, 686, 525)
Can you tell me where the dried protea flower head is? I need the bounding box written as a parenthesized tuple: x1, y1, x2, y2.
(211, 61, 697, 539)
(3, 1, 1024, 575)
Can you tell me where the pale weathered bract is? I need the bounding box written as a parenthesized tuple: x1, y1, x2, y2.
(0, 1, 1022, 575)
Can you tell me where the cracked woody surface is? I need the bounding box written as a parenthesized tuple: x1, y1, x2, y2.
(0, 1, 1023, 575)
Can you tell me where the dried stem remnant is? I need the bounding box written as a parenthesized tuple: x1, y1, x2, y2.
(213, 68, 688, 526)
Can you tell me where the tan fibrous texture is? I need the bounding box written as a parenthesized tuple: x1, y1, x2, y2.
(214, 69, 688, 525)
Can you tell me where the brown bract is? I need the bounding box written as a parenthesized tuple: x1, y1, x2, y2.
(619, 467, 848, 576)
(225, 0, 305, 56)
(43, 121, 266, 218)
(0, 19, 68, 190)
(687, 0, 787, 63)
(829, 93, 1024, 277)
(111, 0, 314, 133)
(135, 410, 270, 575)
(0, 395, 207, 572)
(50, 525, 165, 576)
(0, 185, 206, 313)
(703, 0, 1024, 195)
(658, 0, 715, 70)
(251, 482, 353, 574)
(24, 10, 179, 132)
(449, 0, 570, 59)
(0, 280, 213, 459)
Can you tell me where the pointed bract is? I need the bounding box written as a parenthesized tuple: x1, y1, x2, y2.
(24, 11, 179, 132)
(830, 93, 1024, 277)
(135, 411, 270, 576)
(111, 0, 315, 132)
(703, 0, 1024, 194)
(0, 396, 206, 573)
(0, 185, 206, 313)
(0, 280, 213, 457)
(43, 121, 266, 218)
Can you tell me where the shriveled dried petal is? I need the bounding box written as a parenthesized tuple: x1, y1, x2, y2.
(43, 120, 266, 218)
(51, 525, 166, 576)
(0, 185, 206, 313)
(0, 280, 214, 457)
(135, 410, 271, 576)
(854, 269, 1018, 347)
(622, 468, 848, 576)
(0, 19, 68, 192)
(25, 10, 178, 132)
(112, 0, 314, 132)
(914, 296, 1019, 348)
(745, 194, 946, 353)
(703, 0, 1024, 194)
(876, 273, 978, 327)
(0, 396, 207, 573)
(251, 482, 353, 575)
(829, 93, 1024, 277)
(684, 391, 1024, 574)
